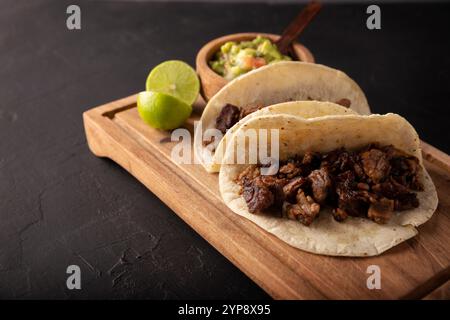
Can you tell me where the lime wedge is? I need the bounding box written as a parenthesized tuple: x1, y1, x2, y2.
(145, 60, 200, 106)
(137, 91, 192, 130)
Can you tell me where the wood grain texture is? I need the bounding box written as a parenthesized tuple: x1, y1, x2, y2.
(423, 281, 450, 300)
(83, 95, 450, 299)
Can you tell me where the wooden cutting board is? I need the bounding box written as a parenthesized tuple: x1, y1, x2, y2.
(83, 94, 450, 299)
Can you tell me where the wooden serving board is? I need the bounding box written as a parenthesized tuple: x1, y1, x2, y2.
(83, 94, 450, 299)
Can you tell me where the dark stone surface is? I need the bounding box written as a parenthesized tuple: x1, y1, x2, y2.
(0, 0, 449, 299)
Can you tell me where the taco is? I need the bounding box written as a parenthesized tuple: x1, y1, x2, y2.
(211, 101, 358, 172)
(194, 61, 371, 172)
(219, 113, 438, 256)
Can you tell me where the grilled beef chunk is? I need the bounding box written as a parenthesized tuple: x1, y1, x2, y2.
(332, 208, 348, 222)
(239, 104, 265, 119)
(394, 193, 419, 211)
(321, 148, 357, 174)
(390, 155, 423, 190)
(283, 176, 308, 201)
(308, 168, 331, 203)
(215, 104, 240, 134)
(236, 165, 261, 187)
(336, 98, 351, 108)
(368, 198, 394, 224)
(236, 144, 423, 225)
(237, 167, 287, 212)
(243, 183, 274, 213)
(357, 182, 370, 191)
(257, 175, 288, 206)
(360, 148, 391, 183)
(302, 151, 320, 166)
(279, 162, 302, 179)
(297, 190, 321, 222)
(282, 202, 300, 220)
(372, 177, 409, 198)
(215, 104, 267, 134)
(282, 190, 320, 226)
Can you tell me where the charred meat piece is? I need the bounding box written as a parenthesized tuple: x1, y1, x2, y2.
(236, 165, 260, 187)
(302, 151, 320, 166)
(236, 144, 422, 225)
(237, 167, 287, 212)
(279, 162, 302, 179)
(335, 171, 368, 217)
(337, 197, 368, 217)
(383, 144, 423, 190)
(332, 207, 348, 222)
(300, 151, 321, 174)
(282, 190, 320, 226)
(391, 156, 423, 190)
(360, 148, 391, 183)
(322, 149, 355, 173)
(308, 167, 332, 203)
(257, 175, 288, 205)
(321, 148, 346, 173)
(283, 176, 308, 200)
(368, 198, 394, 224)
(282, 202, 300, 220)
(296, 190, 321, 225)
(243, 183, 274, 213)
(394, 192, 419, 211)
(335, 98, 351, 108)
(357, 182, 370, 191)
(239, 104, 265, 119)
(335, 170, 356, 194)
(215, 104, 241, 134)
(372, 177, 409, 199)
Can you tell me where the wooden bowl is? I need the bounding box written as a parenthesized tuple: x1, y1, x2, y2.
(196, 32, 315, 101)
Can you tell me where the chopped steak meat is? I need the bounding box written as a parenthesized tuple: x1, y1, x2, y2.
(257, 175, 288, 205)
(332, 208, 348, 222)
(296, 190, 321, 224)
(394, 192, 419, 211)
(243, 183, 274, 213)
(236, 165, 261, 187)
(236, 144, 423, 225)
(215, 103, 266, 134)
(239, 104, 265, 119)
(215, 104, 240, 134)
(368, 198, 394, 224)
(282, 190, 320, 226)
(360, 148, 391, 183)
(308, 168, 331, 203)
(302, 151, 320, 166)
(214, 98, 352, 135)
(279, 162, 301, 179)
(283, 176, 308, 200)
(335, 98, 351, 108)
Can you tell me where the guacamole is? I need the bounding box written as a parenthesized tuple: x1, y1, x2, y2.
(209, 36, 292, 80)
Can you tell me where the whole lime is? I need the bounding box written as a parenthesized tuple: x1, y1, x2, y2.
(137, 91, 192, 130)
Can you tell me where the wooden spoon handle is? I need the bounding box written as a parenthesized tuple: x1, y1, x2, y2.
(275, 1, 322, 55)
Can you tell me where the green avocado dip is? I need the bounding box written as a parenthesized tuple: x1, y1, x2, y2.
(209, 36, 292, 80)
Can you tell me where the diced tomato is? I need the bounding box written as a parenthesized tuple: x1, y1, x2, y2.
(242, 56, 267, 70)
(252, 57, 267, 68)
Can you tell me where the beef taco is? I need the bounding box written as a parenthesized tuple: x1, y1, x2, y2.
(219, 113, 438, 256)
(211, 101, 358, 172)
(194, 61, 371, 172)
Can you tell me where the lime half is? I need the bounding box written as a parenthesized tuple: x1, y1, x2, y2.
(146, 60, 200, 106)
(137, 91, 192, 130)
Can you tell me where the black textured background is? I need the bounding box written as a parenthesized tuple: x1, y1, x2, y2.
(0, 0, 449, 299)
